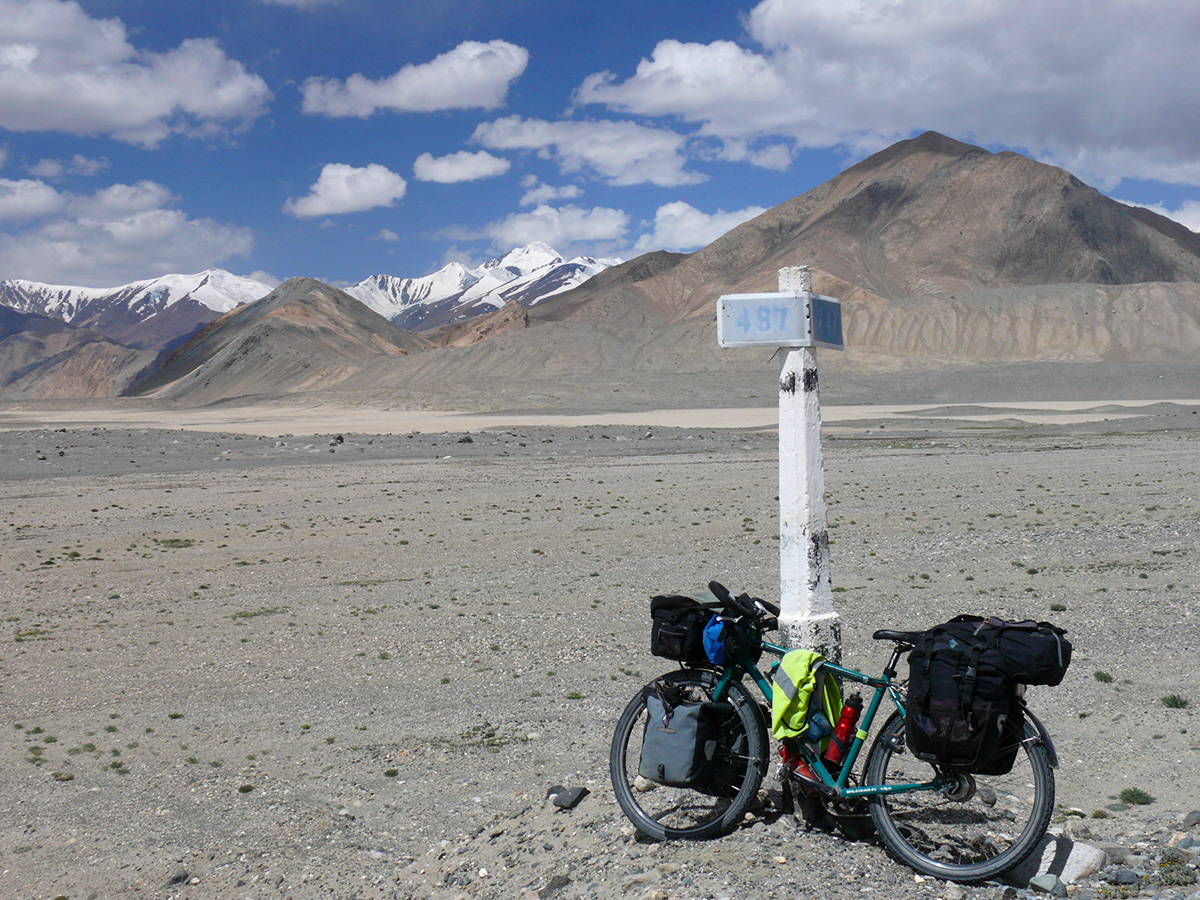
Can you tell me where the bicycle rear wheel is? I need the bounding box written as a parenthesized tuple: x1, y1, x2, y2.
(610, 669, 767, 840)
(864, 711, 1054, 882)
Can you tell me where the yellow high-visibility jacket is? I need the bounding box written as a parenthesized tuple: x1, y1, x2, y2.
(770, 648, 842, 742)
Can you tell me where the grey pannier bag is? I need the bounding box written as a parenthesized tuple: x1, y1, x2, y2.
(639, 685, 718, 787)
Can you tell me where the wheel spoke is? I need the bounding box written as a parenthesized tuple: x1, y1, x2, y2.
(610, 670, 767, 840)
(866, 711, 1054, 882)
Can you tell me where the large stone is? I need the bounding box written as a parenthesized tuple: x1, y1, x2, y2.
(1029, 873, 1065, 895)
(1005, 835, 1108, 886)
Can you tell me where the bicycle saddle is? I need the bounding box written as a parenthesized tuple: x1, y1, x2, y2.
(872, 629, 923, 644)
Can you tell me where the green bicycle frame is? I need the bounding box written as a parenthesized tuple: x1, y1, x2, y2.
(706, 636, 941, 800)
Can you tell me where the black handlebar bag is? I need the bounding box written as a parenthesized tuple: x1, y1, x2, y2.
(649, 594, 713, 664)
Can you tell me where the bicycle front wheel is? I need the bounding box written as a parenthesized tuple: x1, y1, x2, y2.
(610, 669, 768, 840)
(865, 711, 1054, 883)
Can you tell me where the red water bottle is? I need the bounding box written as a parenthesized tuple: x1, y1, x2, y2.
(821, 694, 863, 777)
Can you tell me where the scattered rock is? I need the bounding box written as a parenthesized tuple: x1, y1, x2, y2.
(1186, 810, 1200, 830)
(539, 873, 571, 898)
(1103, 867, 1143, 885)
(550, 786, 588, 810)
(1006, 835, 1107, 886)
(1063, 818, 1094, 841)
(1029, 873, 1065, 895)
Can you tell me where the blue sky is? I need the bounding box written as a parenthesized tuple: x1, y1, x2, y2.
(1, 0, 1199, 288)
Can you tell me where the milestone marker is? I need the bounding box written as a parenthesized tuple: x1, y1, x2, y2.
(717, 267, 844, 662)
(717, 291, 843, 350)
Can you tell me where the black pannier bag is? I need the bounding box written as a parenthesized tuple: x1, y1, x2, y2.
(639, 685, 719, 787)
(906, 618, 1014, 771)
(971, 706, 1025, 776)
(905, 615, 1072, 773)
(694, 701, 748, 797)
(650, 594, 712, 663)
(987, 617, 1072, 686)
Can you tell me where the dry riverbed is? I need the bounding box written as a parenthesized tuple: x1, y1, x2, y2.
(1, 413, 1198, 900)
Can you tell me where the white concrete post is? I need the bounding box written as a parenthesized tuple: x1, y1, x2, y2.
(777, 266, 841, 662)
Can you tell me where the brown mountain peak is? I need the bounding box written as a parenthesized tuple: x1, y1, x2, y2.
(847, 131, 989, 175)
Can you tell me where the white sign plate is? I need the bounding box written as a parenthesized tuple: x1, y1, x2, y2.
(717, 291, 843, 350)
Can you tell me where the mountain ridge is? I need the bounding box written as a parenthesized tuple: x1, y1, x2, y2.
(4, 132, 1200, 405)
(343, 242, 623, 331)
(127, 277, 431, 403)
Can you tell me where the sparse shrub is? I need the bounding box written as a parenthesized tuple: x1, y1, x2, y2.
(1119, 787, 1154, 805)
(1162, 694, 1190, 709)
(1050, 603, 1066, 612)
(384, 768, 399, 777)
(1094, 671, 1114, 683)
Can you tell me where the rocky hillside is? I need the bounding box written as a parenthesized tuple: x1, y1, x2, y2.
(0, 306, 157, 400)
(525, 132, 1200, 346)
(127, 278, 430, 403)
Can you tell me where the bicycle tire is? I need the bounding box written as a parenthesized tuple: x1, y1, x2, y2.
(610, 669, 768, 840)
(864, 711, 1055, 883)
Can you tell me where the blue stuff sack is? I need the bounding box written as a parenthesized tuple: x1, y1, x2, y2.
(702, 615, 726, 665)
(803, 711, 833, 743)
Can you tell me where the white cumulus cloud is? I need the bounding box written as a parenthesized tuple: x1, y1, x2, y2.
(519, 176, 582, 207)
(0, 0, 271, 146)
(482, 203, 628, 252)
(27, 154, 109, 179)
(301, 40, 528, 118)
(413, 150, 510, 183)
(0, 179, 252, 286)
(0, 176, 64, 219)
(246, 269, 282, 288)
(576, 39, 795, 139)
(283, 163, 408, 218)
(574, 0, 1200, 189)
(473, 116, 703, 187)
(634, 201, 768, 252)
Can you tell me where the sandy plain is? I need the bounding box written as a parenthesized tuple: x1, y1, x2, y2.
(4, 398, 1200, 437)
(1, 402, 1199, 900)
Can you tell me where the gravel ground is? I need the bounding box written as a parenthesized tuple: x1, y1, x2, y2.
(1, 414, 1198, 900)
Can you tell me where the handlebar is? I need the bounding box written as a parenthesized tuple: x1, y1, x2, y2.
(708, 580, 779, 631)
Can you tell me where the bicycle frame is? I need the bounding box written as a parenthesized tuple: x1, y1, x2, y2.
(706, 634, 942, 800)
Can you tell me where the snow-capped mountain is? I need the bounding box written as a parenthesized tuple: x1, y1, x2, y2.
(0, 269, 271, 323)
(345, 242, 622, 331)
(0, 269, 274, 349)
(0, 243, 621, 348)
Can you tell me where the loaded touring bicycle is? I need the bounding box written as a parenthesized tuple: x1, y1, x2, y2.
(611, 581, 1071, 883)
